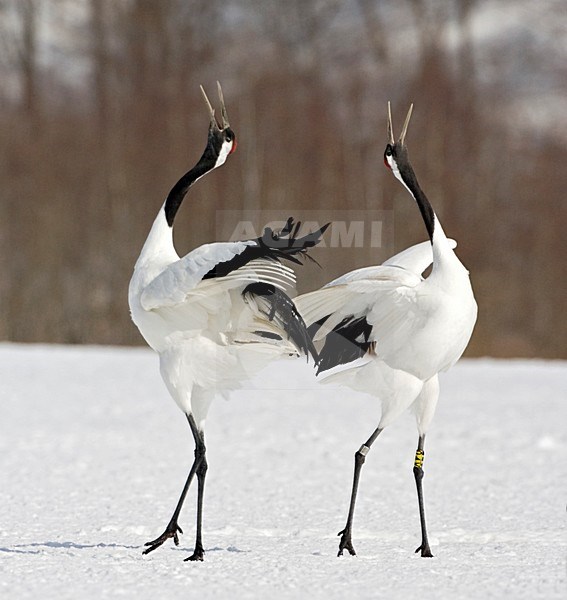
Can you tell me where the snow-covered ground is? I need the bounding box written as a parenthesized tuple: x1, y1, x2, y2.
(0, 344, 565, 599)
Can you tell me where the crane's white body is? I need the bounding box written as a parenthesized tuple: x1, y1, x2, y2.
(129, 202, 301, 427)
(296, 237, 477, 433)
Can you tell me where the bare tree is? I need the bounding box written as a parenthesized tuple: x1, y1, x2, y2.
(18, 0, 39, 121)
(0, 0, 565, 356)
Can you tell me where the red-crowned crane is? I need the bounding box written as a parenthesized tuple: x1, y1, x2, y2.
(295, 103, 477, 558)
(129, 83, 327, 561)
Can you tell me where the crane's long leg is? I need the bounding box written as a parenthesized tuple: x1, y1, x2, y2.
(337, 426, 383, 556)
(184, 417, 207, 562)
(143, 414, 205, 555)
(413, 434, 433, 557)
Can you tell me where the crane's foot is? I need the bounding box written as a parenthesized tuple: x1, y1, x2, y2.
(184, 544, 204, 562)
(142, 522, 183, 555)
(337, 528, 357, 557)
(415, 543, 434, 558)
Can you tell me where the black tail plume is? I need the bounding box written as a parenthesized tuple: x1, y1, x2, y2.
(243, 282, 320, 363)
(309, 315, 374, 375)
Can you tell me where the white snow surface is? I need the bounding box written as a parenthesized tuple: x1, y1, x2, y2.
(0, 344, 565, 599)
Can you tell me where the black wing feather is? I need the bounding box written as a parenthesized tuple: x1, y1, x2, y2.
(310, 315, 374, 375)
(243, 282, 319, 363)
(202, 218, 329, 280)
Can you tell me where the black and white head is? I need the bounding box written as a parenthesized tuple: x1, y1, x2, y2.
(200, 82, 237, 168)
(383, 102, 436, 242)
(383, 101, 414, 183)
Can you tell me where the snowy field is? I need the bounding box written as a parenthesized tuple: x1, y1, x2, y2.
(0, 344, 565, 599)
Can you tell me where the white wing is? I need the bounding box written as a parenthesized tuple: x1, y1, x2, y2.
(297, 238, 458, 343)
(135, 241, 300, 350)
(140, 238, 301, 313)
(296, 267, 447, 379)
(140, 240, 256, 311)
(325, 239, 457, 289)
(295, 266, 422, 340)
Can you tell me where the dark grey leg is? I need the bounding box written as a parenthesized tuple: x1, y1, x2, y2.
(184, 418, 207, 562)
(413, 434, 433, 557)
(337, 426, 383, 557)
(143, 414, 205, 555)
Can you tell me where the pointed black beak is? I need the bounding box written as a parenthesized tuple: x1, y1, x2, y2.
(200, 82, 230, 130)
(387, 101, 414, 146)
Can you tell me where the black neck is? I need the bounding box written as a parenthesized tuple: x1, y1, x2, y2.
(399, 163, 435, 242)
(164, 142, 219, 227)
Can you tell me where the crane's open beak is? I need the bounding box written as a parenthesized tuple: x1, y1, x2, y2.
(200, 82, 230, 130)
(216, 81, 230, 129)
(387, 101, 395, 145)
(387, 102, 414, 146)
(399, 104, 413, 146)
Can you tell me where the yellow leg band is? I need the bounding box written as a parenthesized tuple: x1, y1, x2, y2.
(414, 449, 425, 469)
